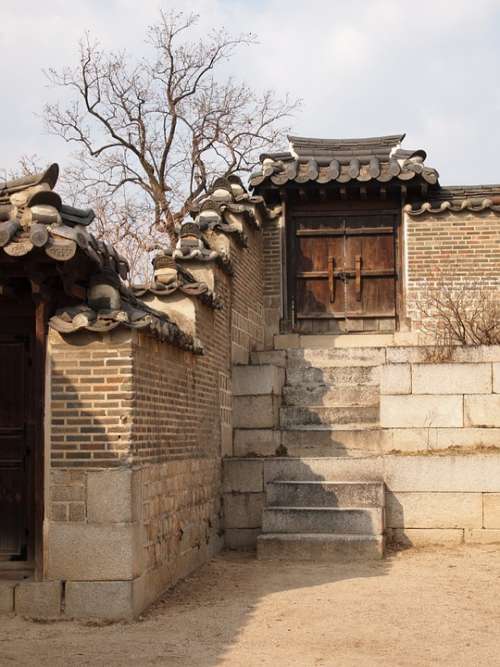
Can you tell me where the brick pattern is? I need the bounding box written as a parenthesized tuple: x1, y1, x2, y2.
(50, 336, 134, 467)
(406, 211, 500, 325)
(231, 224, 265, 359)
(262, 218, 283, 343)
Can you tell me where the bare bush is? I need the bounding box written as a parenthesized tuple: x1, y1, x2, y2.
(415, 277, 500, 356)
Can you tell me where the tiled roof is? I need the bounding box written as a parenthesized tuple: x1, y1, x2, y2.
(50, 278, 202, 352)
(404, 185, 500, 216)
(0, 164, 129, 277)
(250, 134, 439, 188)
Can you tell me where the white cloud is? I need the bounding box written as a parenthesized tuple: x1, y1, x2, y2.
(1, 0, 500, 184)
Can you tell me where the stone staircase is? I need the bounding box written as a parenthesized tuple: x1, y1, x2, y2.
(234, 334, 390, 561)
(257, 474, 384, 561)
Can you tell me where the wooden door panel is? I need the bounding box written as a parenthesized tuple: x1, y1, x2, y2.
(291, 211, 398, 327)
(296, 234, 344, 316)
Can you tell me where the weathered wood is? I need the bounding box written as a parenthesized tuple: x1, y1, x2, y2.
(355, 255, 362, 301)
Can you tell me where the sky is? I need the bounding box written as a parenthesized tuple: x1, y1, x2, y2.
(2, 0, 500, 186)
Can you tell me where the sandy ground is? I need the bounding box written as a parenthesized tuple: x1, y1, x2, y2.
(0, 544, 499, 666)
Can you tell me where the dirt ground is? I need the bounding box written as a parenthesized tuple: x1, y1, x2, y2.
(1, 544, 499, 667)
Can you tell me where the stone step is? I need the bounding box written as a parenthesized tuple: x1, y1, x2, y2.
(281, 405, 379, 428)
(287, 347, 386, 368)
(281, 428, 385, 456)
(274, 333, 395, 350)
(263, 456, 384, 483)
(286, 365, 380, 387)
(257, 533, 384, 561)
(267, 481, 384, 508)
(262, 506, 383, 535)
(283, 385, 379, 408)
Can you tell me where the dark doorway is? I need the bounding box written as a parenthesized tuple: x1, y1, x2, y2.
(0, 298, 37, 565)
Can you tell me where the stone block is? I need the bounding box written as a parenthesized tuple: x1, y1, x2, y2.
(47, 522, 144, 581)
(384, 454, 500, 492)
(15, 581, 62, 618)
(231, 344, 249, 366)
(224, 493, 264, 529)
(0, 582, 15, 614)
(465, 395, 500, 427)
(436, 427, 500, 450)
(387, 528, 463, 547)
(287, 347, 385, 368)
(262, 507, 383, 535)
(232, 365, 285, 396)
(380, 395, 463, 428)
(384, 428, 438, 453)
(223, 459, 263, 493)
(274, 334, 300, 350)
(233, 395, 280, 428)
(494, 364, 500, 393)
(412, 363, 492, 395)
(483, 494, 500, 529)
(386, 492, 482, 529)
(299, 334, 394, 349)
(87, 468, 139, 524)
(386, 347, 427, 364)
(264, 456, 384, 483)
(381, 364, 411, 395)
(250, 350, 287, 367)
(65, 580, 137, 620)
(388, 427, 500, 454)
(233, 429, 282, 456)
(282, 428, 386, 456)
(225, 528, 260, 550)
(257, 533, 384, 561)
(465, 529, 500, 544)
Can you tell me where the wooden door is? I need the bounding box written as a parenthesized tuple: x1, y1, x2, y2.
(291, 211, 398, 333)
(0, 329, 32, 561)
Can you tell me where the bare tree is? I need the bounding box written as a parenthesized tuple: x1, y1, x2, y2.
(43, 10, 299, 278)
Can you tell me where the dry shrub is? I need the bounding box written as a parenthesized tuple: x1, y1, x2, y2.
(415, 278, 500, 361)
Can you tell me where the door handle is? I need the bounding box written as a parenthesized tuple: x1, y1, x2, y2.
(328, 256, 335, 302)
(355, 255, 362, 301)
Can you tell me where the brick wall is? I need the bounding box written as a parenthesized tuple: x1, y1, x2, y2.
(46, 215, 267, 612)
(50, 332, 134, 468)
(405, 210, 500, 327)
(230, 224, 265, 363)
(262, 216, 283, 347)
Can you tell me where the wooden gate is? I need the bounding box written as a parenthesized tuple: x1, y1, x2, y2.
(0, 315, 34, 562)
(289, 210, 399, 333)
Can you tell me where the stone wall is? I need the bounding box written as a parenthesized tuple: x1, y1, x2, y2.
(379, 345, 500, 448)
(224, 346, 500, 549)
(223, 454, 500, 550)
